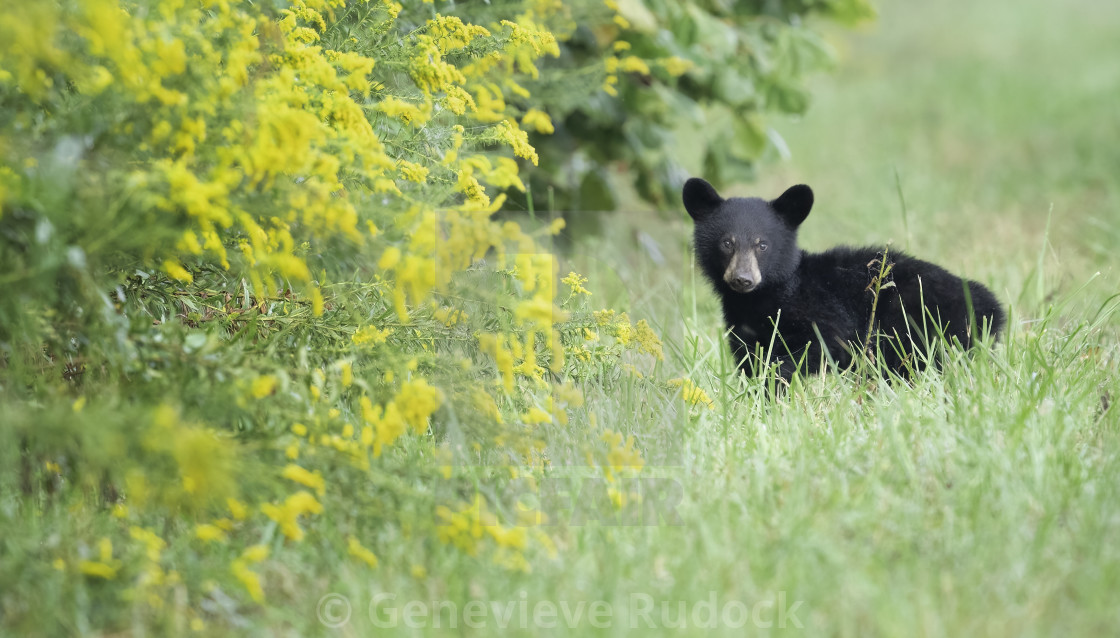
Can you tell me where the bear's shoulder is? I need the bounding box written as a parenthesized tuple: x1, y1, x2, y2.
(798, 245, 901, 290)
(809, 244, 897, 266)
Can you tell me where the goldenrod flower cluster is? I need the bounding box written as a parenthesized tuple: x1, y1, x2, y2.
(0, 0, 672, 619)
(669, 377, 716, 410)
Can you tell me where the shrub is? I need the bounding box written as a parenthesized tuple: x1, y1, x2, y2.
(515, 0, 876, 210)
(0, 0, 671, 632)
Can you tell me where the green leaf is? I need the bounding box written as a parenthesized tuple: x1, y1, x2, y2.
(730, 114, 768, 161)
(577, 170, 617, 211)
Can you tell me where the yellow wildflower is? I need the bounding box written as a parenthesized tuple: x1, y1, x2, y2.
(339, 361, 353, 387)
(261, 491, 323, 541)
(614, 317, 633, 345)
(311, 286, 324, 316)
(601, 430, 645, 481)
(397, 378, 444, 434)
(128, 523, 164, 559)
(514, 296, 566, 330)
(398, 160, 429, 183)
(521, 108, 554, 134)
(668, 377, 715, 410)
(633, 319, 664, 359)
(493, 120, 538, 165)
(479, 333, 515, 393)
(242, 545, 269, 563)
(602, 71, 619, 96)
(618, 55, 650, 75)
(348, 536, 379, 568)
(195, 524, 227, 543)
(281, 463, 326, 496)
(433, 307, 468, 327)
(378, 96, 429, 125)
(250, 375, 277, 398)
(78, 537, 120, 580)
(361, 399, 408, 456)
(408, 35, 466, 94)
(521, 406, 552, 424)
(553, 382, 584, 408)
(231, 561, 265, 603)
(352, 325, 392, 346)
(561, 271, 591, 296)
(378, 246, 401, 270)
(659, 56, 694, 76)
(164, 259, 193, 283)
(78, 561, 118, 579)
(227, 498, 249, 520)
(472, 389, 503, 424)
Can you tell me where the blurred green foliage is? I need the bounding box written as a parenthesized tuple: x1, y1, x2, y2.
(515, 0, 874, 212)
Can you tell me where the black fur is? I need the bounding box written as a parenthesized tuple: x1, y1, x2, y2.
(684, 178, 1005, 380)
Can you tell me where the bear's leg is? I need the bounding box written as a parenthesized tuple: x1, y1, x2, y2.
(773, 341, 828, 381)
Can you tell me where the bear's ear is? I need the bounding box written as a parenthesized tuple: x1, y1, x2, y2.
(770, 184, 814, 227)
(682, 178, 724, 222)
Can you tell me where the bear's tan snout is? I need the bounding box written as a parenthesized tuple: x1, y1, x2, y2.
(724, 249, 761, 293)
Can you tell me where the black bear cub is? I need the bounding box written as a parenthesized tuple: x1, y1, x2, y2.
(683, 178, 1005, 381)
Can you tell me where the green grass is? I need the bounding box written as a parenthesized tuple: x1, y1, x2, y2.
(4, 0, 1119, 635)
(548, 0, 1120, 635)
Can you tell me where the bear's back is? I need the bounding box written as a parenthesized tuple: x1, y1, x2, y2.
(799, 245, 1004, 372)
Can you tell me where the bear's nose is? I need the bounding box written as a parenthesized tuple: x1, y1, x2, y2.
(730, 276, 756, 293)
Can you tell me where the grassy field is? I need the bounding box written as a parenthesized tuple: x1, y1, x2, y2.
(549, 0, 1120, 635)
(4, 0, 1118, 636)
(263, 0, 1120, 634)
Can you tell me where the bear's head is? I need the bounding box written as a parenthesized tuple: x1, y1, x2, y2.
(683, 178, 813, 295)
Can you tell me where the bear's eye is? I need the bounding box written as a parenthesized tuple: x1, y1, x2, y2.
(721, 238, 734, 251)
(758, 240, 768, 251)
